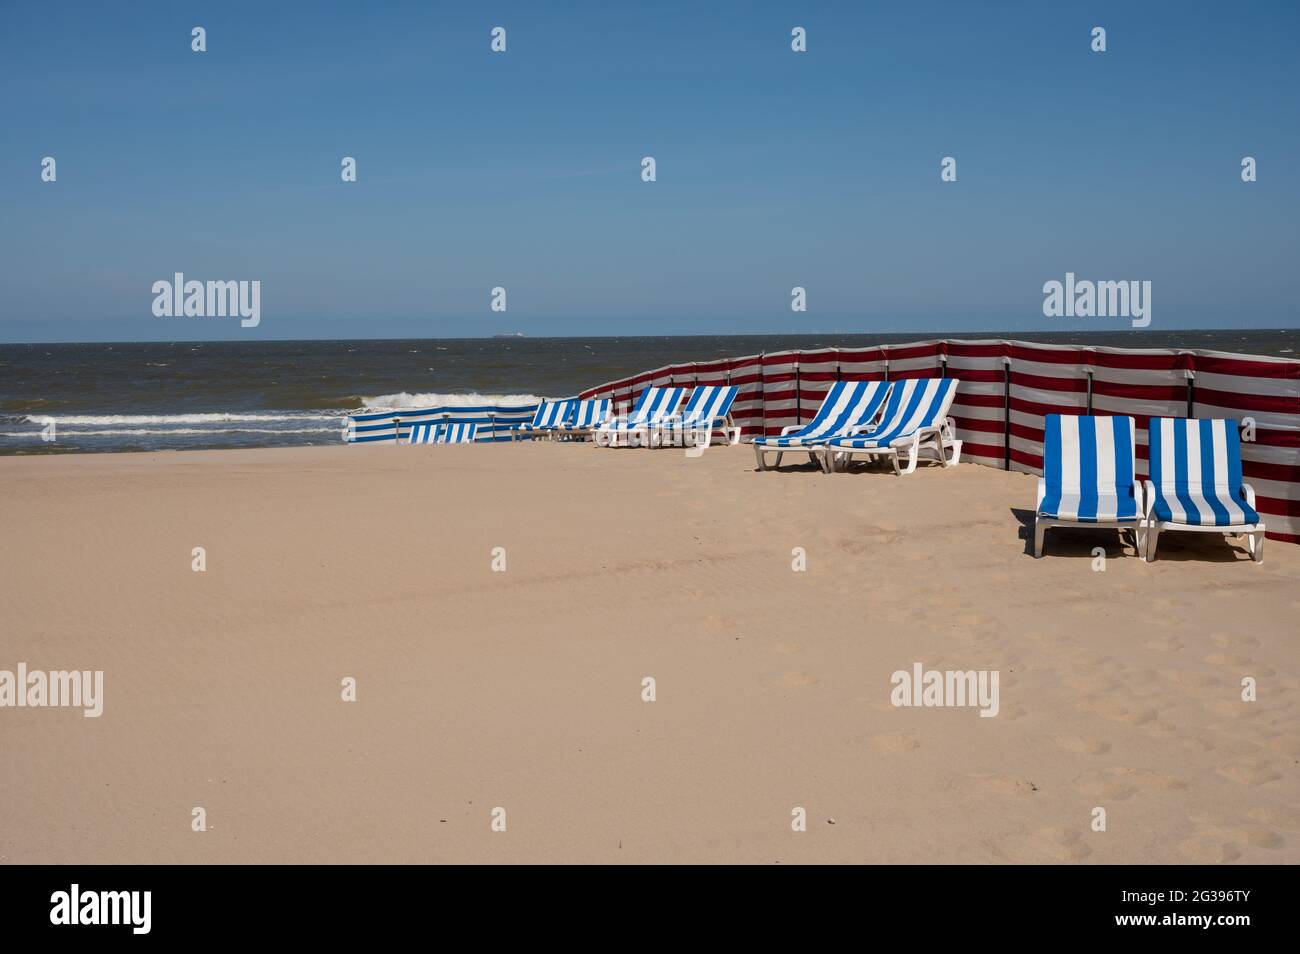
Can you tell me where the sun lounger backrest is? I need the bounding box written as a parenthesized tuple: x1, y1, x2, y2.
(680, 385, 738, 426)
(1148, 417, 1249, 525)
(1043, 414, 1136, 498)
(639, 387, 686, 424)
(867, 378, 959, 443)
(571, 399, 610, 428)
(796, 380, 889, 439)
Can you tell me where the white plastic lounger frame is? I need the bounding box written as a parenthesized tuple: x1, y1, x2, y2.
(595, 387, 686, 447)
(654, 385, 740, 448)
(513, 399, 576, 441)
(1143, 417, 1264, 562)
(822, 378, 962, 475)
(554, 398, 611, 440)
(1033, 414, 1143, 558)
(751, 380, 890, 471)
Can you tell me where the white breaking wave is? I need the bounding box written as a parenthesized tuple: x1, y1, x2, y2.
(360, 391, 546, 410)
(23, 412, 345, 425)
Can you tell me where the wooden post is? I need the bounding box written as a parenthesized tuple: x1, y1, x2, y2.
(1002, 357, 1011, 472)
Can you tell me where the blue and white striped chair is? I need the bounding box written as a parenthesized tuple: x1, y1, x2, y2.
(513, 399, 576, 441)
(656, 385, 740, 448)
(407, 421, 477, 444)
(554, 398, 611, 440)
(822, 378, 962, 474)
(1033, 414, 1143, 558)
(751, 380, 890, 471)
(1144, 417, 1264, 562)
(595, 386, 687, 447)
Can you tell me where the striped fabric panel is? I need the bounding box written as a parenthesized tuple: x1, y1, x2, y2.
(567, 399, 610, 428)
(518, 399, 576, 432)
(679, 385, 738, 426)
(604, 387, 686, 430)
(1149, 418, 1259, 526)
(751, 380, 888, 447)
(1038, 415, 1139, 522)
(440, 422, 477, 443)
(349, 404, 537, 444)
(559, 397, 613, 431)
(826, 378, 958, 448)
(407, 423, 438, 444)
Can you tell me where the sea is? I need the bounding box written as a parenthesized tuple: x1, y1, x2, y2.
(2, 330, 1296, 455)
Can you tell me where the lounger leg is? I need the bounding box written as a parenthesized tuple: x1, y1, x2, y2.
(1145, 525, 1160, 562)
(1250, 531, 1264, 563)
(754, 444, 769, 471)
(773, 451, 784, 468)
(899, 434, 920, 475)
(1033, 519, 1047, 558)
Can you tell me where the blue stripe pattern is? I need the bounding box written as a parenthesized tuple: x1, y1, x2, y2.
(677, 385, 737, 426)
(751, 380, 889, 447)
(603, 387, 686, 431)
(825, 378, 957, 449)
(1148, 418, 1258, 526)
(348, 403, 538, 444)
(1037, 414, 1139, 522)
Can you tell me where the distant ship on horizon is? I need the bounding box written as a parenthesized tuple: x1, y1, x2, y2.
(492, 332, 526, 338)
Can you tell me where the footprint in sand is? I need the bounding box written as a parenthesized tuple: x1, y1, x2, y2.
(774, 671, 819, 688)
(1244, 828, 1285, 850)
(1216, 759, 1282, 787)
(1084, 698, 1158, 726)
(1055, 735, 1112, 756)
(1064, 674, 1124, 693)
(1205, 700, 1255, 720)
(1211, 632, 1259, 648)
(1246, 805, 1300, 832)
(1263, 735, 1300, 758)
(952, 773, 1040, 796)
(1180, 833, 1243, 863)
(1073, 767, 1188, 802)
(870, 733, 921, 753)
(1163, 670, 1219, 689)
(1015, 826, 1093, 862)
(1142, 636, 1185, 653)
(1204, 652, 1254, 667)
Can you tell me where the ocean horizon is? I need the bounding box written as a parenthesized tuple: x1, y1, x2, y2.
(3, 328, 1297, 455)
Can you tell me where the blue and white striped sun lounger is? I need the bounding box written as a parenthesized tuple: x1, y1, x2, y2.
(407, 421, 477, 444)
(751, 379, 890, 470)
(553, 398, 611, 440)
(1143, 417, 1264, 562)
(595, 386, 687, 447)
(655, 385, 740, 448)
(822, 378, 962, 475)
(513, 399, 577, 441)
(1033, 414, 1142, 557)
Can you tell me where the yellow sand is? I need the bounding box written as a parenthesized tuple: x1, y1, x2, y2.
(1, 442, 1296, 863)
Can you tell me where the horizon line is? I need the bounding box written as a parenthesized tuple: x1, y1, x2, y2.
(3, 327, 1298, 348)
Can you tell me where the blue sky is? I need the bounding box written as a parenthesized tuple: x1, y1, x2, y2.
(2, 0, 1297, 342)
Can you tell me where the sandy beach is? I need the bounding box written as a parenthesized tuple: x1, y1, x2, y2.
(1, 442, 1297, 864)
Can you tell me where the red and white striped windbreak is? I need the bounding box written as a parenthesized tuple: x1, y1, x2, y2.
(579, 340, 1300, 543)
